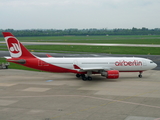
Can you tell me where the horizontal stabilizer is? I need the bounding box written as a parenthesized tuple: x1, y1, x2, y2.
(7, 59, 26, 64)
(4, 56, 12, 59)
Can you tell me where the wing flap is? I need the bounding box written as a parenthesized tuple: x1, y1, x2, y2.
(78, 67, 113, 72)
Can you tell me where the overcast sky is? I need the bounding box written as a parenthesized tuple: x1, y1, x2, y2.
(0, 0, 160, 29)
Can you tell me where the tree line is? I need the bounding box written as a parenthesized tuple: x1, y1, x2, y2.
(0, 27, 160, 37)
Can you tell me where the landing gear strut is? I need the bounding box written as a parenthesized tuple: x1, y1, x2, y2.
(138, 72, 143, 78)
(81, 74, 87, 81)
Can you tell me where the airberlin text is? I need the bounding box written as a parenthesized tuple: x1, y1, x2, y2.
(115, 60, 142, 66)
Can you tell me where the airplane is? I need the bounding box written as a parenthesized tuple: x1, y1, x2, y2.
(2, 32, 157, 81)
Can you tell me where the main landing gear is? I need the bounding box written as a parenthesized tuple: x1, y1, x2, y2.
(138, 72, 143, 78)
(76, 74, 92, 81)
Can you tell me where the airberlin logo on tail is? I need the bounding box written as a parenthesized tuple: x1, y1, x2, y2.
(10, 43, 20, 53)
(6, 37, 22, 58)
(115, 60, 142, 66)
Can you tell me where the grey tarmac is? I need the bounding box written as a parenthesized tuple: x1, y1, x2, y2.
(0, 69, 160, 120)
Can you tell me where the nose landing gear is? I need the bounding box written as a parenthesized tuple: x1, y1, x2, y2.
(138, 71, 143, 78)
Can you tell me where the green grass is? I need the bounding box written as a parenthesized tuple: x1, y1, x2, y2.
(1, 44, 160, 55)
(1, 38, 160, 55)
(1, 35, 160, 44)
(25, 45, 160, 55)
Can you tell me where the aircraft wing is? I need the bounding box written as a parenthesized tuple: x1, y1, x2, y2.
(78, 67, 113, 72)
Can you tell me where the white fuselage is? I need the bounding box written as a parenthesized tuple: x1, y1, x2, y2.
(40, 57, 157, 72)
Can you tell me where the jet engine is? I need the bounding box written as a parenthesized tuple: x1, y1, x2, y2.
(101, 70, 119, 79)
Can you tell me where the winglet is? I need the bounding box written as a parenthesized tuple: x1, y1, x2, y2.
(46, 54, 53, 57)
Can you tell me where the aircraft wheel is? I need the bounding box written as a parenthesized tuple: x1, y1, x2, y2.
(82, 77, 87, 81)
(139, 74, 142, 78)
(87, 76, 92, 81)
(76, 74, 81, 78)
(81, 74, 87, 81)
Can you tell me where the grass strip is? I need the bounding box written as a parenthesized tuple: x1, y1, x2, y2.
(1, 35, 160, 44)
(25, 45, 160, 55)
(1, 44, 159, 55)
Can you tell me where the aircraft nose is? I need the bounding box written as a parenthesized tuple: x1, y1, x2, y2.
(155, 63, 157, 68)
(153, 62, 157, 69)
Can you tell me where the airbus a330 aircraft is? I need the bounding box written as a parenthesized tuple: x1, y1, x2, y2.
(2, 32, 157, 81)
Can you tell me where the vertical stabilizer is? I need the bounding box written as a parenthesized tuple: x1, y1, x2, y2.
(2, 32, 35, 58)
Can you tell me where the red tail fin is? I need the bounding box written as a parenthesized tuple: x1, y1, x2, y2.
(2, 32, 35, 58)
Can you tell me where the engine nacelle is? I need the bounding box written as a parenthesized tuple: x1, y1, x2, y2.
(101, 70, 119, 79)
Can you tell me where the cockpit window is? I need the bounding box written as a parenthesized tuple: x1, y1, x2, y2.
(150, 61, 154, 63)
